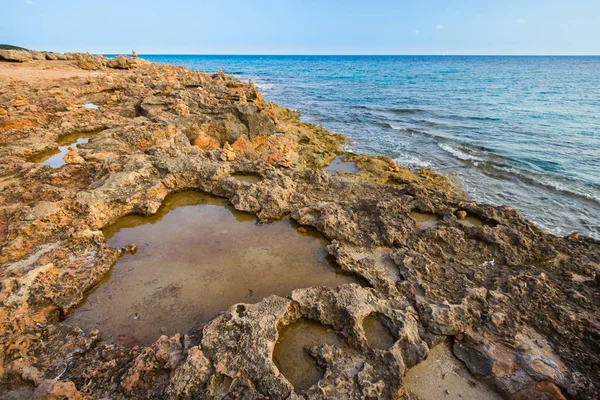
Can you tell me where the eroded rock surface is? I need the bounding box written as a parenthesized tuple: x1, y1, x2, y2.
(1, 54, 599, 399)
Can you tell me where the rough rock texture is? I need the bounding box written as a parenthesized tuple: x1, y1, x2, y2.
(1, 54, 599, 399)
(0, 50, 33, 63)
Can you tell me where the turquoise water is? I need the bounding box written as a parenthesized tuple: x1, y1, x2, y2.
(140, 55, 600, 239)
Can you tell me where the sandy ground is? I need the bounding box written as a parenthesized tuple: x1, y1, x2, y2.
(404, 341, 502, 400)
(0, 60, 102, 83)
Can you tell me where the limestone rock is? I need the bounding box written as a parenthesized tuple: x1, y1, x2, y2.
(0, 49, 33, 62)
(192, 133, 220, 151)
(31, 380, 83, 400)
(107, 55, 145, 69)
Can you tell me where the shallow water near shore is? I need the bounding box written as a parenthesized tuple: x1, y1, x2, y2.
(139, 55, 600, 239)
(65, 191, 356, 344)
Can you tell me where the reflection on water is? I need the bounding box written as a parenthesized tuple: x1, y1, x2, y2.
(65, 191, 356, 344)
(458, 215, 494, 228)
(409, 211, 440, 230)
(232, 173, 263, 185)
(323, 155, 358, 175)
(273, 319, 344, 391)
(30, 129, 103, 168)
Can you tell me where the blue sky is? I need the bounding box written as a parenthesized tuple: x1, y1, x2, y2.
(2, 0, 599, 55)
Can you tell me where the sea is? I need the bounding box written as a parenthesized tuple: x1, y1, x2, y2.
(138, 55, 600, 240)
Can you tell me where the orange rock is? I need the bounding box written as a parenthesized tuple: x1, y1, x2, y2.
(192, 133, 220, 151)
(261, 150, 285, 165)
(32, 379, 84, 400)
(514, 381, 566, 400)
(231, 136, 254, 151)
(263, 106, 278, 124)
(63, 147, 85, 164)
(455, 210, 468, 220)
(388, 160, 400, 172)
(250, 135, 270, 150)
(220, 142, 236, 161)
(0, 118, 33, 132)
(172, 99, 190, 115)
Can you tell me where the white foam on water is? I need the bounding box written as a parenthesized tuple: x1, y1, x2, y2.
(438, 143, 483, 162)
(395, 154, 433, 168)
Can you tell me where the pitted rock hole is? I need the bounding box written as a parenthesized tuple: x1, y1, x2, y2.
(323, 155, 358, 175)
(232, 173, 262, 185)
(273, 320, 344, 391)
(362, 314, 396, 350)
(64, 191, 356, 345)
(410, 211, 440, 230)
(404, 342, 503, 400)
(30, 129, 103, 168)
(458, 215, 495, 228)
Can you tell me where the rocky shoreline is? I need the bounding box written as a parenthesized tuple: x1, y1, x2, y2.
(0, 51, 599, 399)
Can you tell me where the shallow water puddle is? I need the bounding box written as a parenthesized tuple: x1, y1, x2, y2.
(323, 155, 358, 175)
(410, 211, 440, 230)
(83, 103, 99, 110)
(458, 215, 492, 228)
(30, 130, 101, 168)
(273, 320, 344, 391)
(362, 314, 396, 350)
(65, 191, 356, 345)
(232, 173, 262, 185)
(404, 342, 502, 400)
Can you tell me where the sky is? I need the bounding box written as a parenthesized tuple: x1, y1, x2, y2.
(2, 0, 600, 55)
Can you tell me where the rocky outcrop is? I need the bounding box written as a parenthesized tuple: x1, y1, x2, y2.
(0, 49, 33, 62)
(0, 54, 598, 399)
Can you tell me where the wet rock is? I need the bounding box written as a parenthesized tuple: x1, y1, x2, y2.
(456, 210, 468, 220)
(63, 147, 84, 164)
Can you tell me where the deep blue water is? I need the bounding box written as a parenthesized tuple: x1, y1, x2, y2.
(139, 55, 600, 239)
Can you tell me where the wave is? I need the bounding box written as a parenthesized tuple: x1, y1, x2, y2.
(390, 108, 426, 115)
(383, 123, 426, 135)
(395, 154, 433, 168)
(484, 165, 600, 205)
(416, 119, 448, 127)
(467, 116, 502, 122)
(437, 143, 484, 162)
(349, 105, 426, 115)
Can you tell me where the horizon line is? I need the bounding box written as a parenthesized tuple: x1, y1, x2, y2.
(100, 53, 600, 57)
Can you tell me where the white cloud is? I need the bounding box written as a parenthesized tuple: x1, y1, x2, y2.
(436, 24, 445, 30)
(515, 18, 525, 23)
